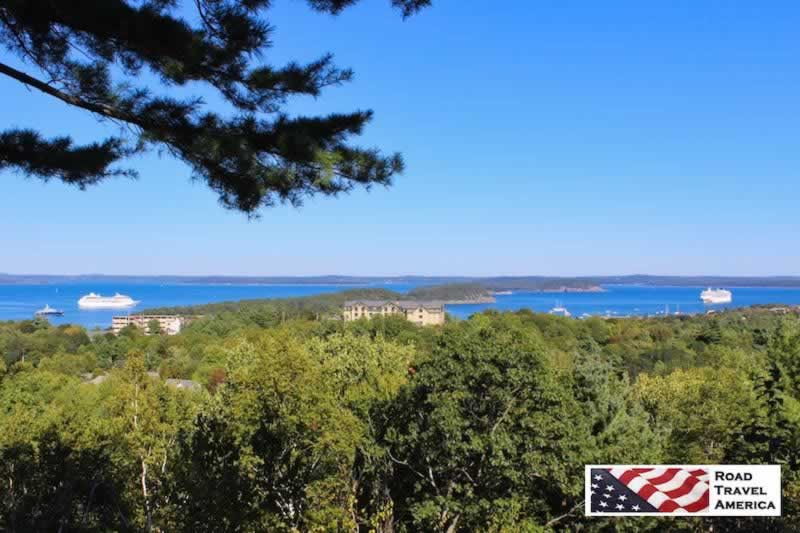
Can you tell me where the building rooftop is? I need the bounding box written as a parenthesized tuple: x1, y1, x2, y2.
(87, 374, 108, 385)
(343, 300, 394, 307)
(112, 314, 203, 319)
(165, 378, 202, 391)
(344, 299, 445, 310)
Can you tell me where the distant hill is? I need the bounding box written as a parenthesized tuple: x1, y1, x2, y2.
(2, 273, 799, 289)
(592, 275, 800, 288)
(476, 277, 604, 292)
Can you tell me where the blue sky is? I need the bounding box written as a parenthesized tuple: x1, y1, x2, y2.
(1, 0, 799, 276)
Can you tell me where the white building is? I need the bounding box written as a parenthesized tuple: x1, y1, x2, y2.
(111, 315, 199, 335)
(343, 300, 446, 326)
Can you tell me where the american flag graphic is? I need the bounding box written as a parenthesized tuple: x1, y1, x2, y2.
(589, 467, 710, 514)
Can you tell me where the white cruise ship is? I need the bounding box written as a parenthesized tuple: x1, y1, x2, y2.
(700, 288, 732, 305)
(78, 293, 139, 309)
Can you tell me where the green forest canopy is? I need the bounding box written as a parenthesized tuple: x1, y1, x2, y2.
(1, 302, 800, 530)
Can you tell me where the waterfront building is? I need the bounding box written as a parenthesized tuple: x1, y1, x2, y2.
(343, 300, 446, 326)
(111, 314, 200, 335)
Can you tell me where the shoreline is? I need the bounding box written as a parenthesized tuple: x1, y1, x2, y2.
(439, 297, 497, 305)
(490, 286, 606, 294)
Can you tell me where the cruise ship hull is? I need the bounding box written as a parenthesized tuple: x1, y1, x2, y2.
(701, 297, 732, 304)
(78, 301, 138, 309)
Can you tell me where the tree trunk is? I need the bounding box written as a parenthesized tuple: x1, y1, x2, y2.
(141, 459, 152, 532)
(445, 514, 461, 533)
(8, 469, 16, 533)
(81, 481, 99, 526)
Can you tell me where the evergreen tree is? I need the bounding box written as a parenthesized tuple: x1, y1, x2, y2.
(572, 336, 662, 465)
(0, 0, 430, 213)
(717, 360, 800, 532)
(696, 318, 723, 344)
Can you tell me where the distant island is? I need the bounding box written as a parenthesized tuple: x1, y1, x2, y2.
(2, 273, 800, 289)
(406, 283, 496, 303)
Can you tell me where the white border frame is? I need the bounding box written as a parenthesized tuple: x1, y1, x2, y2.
(585, 464, 781, 517)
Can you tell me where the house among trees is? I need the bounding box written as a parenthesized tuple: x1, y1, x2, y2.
(165, 379, 202, 391)
(343, 300, 445, 326)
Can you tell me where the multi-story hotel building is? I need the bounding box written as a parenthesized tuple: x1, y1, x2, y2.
(343, 300, 446, 326)
(111, 314, 200, 335)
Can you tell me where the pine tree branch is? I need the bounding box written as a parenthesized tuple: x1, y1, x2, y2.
(0, 129, 135, 185)
(0, 0, 419, 212)
(0, 60, 132, 124)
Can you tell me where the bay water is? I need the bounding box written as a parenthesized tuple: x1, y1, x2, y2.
(2, 282, 800, 329)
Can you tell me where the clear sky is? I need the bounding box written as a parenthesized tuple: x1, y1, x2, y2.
(1, 0, 799, 276)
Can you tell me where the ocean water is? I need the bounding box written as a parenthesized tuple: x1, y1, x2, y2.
(0, 282, 415, 330)
(2, 282, 800, 329)
(445, 285, 800, 319)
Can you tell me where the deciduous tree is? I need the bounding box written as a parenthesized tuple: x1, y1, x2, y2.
(381, 315, 588, 531)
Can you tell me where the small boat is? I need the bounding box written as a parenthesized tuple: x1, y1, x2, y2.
(493, 290, 513, 295)
(549, 305, 571, 318)
(35, 304, 64, 317)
